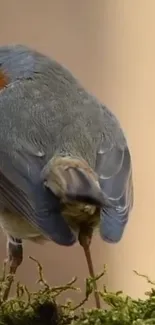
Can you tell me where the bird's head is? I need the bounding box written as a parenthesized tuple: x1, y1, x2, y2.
(42, 156, 105, 229)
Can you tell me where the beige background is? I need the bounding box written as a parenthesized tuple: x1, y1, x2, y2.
(0, 0, 155, 306)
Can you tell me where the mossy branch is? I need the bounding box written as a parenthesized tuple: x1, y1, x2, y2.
(0, 259, 155, 324)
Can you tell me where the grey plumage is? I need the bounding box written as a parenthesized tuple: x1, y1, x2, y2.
(0, 44, 133, 247)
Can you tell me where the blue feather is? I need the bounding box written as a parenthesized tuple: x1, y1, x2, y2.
(100, 204, 130, 243)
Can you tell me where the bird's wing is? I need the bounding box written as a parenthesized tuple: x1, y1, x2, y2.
(95, 137, 133, 243)
(0, 148, 76, 246)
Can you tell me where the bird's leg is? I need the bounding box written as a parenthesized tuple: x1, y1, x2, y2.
(7, 237, 23, 274)
(78, 230, 101, 309)
(3, 237, 23, 301)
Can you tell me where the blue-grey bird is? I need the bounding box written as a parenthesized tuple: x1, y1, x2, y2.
(0, 45, 133, 306)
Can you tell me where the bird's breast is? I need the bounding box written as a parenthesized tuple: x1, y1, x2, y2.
(0, 210, 47, 243)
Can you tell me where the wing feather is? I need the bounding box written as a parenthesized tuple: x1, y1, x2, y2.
(0, 149, 76, 246)
(96, 141, 133, 243)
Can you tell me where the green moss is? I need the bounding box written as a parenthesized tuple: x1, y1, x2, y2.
(0, 258, 155, 325)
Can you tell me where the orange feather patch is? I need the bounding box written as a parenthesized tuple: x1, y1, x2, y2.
(0, 70, 8, 89)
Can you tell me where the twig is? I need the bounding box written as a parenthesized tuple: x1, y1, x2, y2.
(24, 285, 31, 308)
(72, 270, 106, 311)
(52, 277, 79, 298)
(29, 257, 80, 300)
(16, 281, 24, 299)
(2, 274, 15, 301)
(1, 261, 7, 282)
(133, 270, 155, 286)
(52, 277, 77, 292)
(29, 256, 49, 289)
(72, 296, 88, 311)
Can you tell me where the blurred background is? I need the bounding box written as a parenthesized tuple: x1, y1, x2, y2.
(0, 0, 155, 307)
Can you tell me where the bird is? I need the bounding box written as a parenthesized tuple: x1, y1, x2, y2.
(0, 44, 133, 306)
